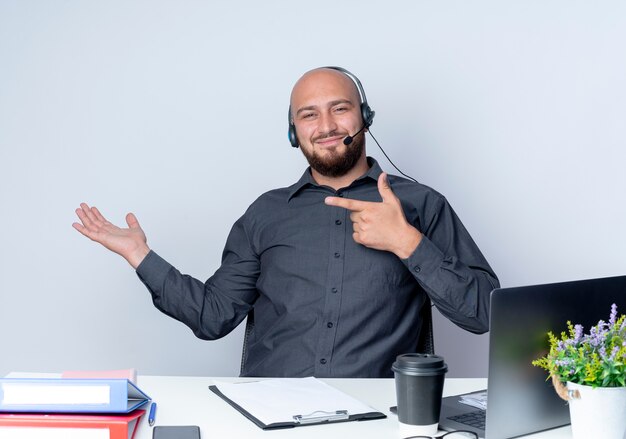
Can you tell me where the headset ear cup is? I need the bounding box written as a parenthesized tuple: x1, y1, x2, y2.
(288, 123, 299, 148)
(288, 106, 299, 148)
(288, 67, 374, 147)
(362, 104, 375, 128)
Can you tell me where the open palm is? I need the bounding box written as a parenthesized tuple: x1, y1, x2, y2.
(73, 203, 149, 268)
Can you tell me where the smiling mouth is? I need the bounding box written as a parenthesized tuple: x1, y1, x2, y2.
(314, 136, 345, 148)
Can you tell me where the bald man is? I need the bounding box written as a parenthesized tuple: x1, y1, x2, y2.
(74, 67, 499, 378)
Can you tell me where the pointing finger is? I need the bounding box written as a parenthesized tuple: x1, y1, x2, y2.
(324, 196, 369, 212)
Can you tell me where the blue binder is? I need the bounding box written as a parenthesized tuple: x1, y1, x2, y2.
(0, 378, 151, 413)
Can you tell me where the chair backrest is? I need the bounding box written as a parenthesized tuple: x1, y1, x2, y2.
(239, 300, 435, 375)
(416, 297, 435, 355)
(239, 310, 255, 375)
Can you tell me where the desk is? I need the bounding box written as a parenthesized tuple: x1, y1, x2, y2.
(135, 376, 572, 439)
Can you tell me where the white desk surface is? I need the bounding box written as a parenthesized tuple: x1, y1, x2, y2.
(135, 375, 573, 439)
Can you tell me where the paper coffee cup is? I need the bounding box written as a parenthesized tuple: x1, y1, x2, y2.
(392, 353, 448, 437)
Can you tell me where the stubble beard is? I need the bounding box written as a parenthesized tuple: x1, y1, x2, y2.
(300, 134, 365, 178)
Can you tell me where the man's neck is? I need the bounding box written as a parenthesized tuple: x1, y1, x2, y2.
(310, 155, 370, 191)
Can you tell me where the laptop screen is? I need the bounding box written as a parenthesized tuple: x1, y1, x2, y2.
(484, 275, 626, 439)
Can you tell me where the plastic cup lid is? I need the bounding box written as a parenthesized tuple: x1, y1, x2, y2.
(392, 353, 448, 376)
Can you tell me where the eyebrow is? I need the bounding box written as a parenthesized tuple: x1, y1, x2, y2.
(295, 99, 354, 117)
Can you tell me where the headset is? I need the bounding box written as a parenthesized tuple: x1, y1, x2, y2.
(288, 66, 375, 148)
(287, 66, 417, 183)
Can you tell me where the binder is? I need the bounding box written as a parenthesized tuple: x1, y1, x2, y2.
(209, 377, 386, 430)
(0, 409, 145, 439)
(62, 369, 138, 384)
(0, 378, 150, 413)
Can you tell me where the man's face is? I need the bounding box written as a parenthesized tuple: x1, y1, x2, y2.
(290, 69, 365, 178)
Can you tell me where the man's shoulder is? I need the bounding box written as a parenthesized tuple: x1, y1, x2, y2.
(244, 182, 297, 213)
(386, 173, 446, 205)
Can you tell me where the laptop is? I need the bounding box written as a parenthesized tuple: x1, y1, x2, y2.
(438, 275, 626, 439)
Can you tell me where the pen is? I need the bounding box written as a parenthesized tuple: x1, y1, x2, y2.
(148, 402, 157, 426)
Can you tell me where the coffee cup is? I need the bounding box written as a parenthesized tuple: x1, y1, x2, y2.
(392, 353, 448, 437)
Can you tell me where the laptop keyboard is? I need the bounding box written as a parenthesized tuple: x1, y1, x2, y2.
(448, 410, 486, 429)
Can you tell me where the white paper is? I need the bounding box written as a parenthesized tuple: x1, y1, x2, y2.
(213, 377, 379, 426)
(459, 390, 488, 410)
(1, 384, 111, 405)
(0, 427, 109, 439)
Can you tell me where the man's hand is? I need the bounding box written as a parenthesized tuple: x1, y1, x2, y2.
(324, 173, 422, 259)
(72, 203, 150, 269)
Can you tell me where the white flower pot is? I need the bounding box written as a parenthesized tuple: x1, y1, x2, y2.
(567, 382, 626, 439)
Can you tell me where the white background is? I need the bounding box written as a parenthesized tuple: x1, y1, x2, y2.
(1, 0, 624, 378)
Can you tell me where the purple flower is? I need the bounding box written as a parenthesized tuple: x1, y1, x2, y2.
(534, 304, 626, 387)
(588, 325, 604, 348)
(555, 359, 571, 367)
(609, 303, 618, 326)
(573, 324, 584, 343)
(599, 345, 608, 359)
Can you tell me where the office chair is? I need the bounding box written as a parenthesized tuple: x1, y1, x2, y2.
(417, 296, 435, 355)
(240, 311, 255, 376)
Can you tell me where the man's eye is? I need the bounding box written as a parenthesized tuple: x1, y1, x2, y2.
(334, 107, 348, 113)
(302, 113, 315, 119)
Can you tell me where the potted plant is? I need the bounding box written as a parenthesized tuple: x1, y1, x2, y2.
(532, 304, 626, 439)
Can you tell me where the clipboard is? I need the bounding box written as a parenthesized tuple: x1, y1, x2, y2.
(209, 377, 386, 430)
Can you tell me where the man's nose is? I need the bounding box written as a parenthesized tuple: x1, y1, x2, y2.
(318, 112, 338, 134)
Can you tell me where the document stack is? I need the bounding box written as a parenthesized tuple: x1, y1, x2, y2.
(0, 373, 150, 439)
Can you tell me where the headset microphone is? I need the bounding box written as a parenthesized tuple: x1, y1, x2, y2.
(343, 125, 367, 146)
(289, 66, 374, 149)
(288, 66, 417, 183)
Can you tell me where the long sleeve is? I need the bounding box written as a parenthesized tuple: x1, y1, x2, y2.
(132, 159, 500, 377)
(135, 216, 260, 340)
(402, 195, 499, 333)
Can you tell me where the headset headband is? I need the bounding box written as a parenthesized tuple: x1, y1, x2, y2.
(288, 66, 375, 148)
